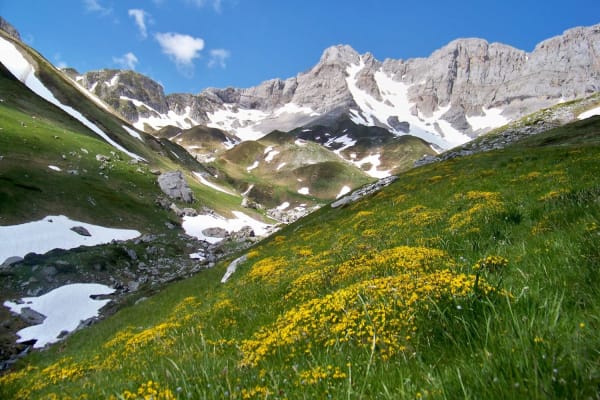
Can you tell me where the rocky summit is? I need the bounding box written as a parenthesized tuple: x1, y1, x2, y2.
(70, 24, 600, 150)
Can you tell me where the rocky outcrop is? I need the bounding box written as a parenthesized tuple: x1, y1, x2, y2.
(0, 17, 21, 41)
(76, 70, 169, 123)
(157, 171, 195, 203)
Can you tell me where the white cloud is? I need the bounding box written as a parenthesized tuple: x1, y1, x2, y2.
(128, 9, 149, 38)
(208, 48, 230, 69)
(155, 32, 205, 69)
(83, 0, 112, 15)
(113, 52, 139, 70)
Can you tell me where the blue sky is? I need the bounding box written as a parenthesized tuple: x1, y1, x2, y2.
(1, 1, 599, 94)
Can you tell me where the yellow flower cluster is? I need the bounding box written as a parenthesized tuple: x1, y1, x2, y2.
(297, 365, 347, 385)
(246, 256, 288, 284)
(538, 189, 569, 201)
(41, 357, 85, 384)
(104, 322, 180, 356)
(398, 205, 444, 227)
(112, 380, 175, 400)
(240, 270, 497, 367)
(332, 246, 453, 286)
(473, 256, 509, 272)
(240, 385, 271, 399)
(448, 191, 504, 233)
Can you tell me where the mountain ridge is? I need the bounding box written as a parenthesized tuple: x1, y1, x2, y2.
(69, 24, 600, 150)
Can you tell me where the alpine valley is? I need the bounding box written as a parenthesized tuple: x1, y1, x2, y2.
(1, 15, 600, 399)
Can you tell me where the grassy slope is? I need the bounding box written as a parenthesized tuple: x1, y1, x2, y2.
(0, 35, 262, 225)
(1, 115, 599, 399)
(214, 132, 373, 207)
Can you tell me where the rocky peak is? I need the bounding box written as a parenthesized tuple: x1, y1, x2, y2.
(79, 69, 169, 121)
(0, 17, 21, 41)
(318, 45, 361, 66)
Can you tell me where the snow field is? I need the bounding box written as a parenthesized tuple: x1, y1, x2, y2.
(4, 283, 115, 348)
(0, 215, 141, 264)
(182, 211, 271, 244)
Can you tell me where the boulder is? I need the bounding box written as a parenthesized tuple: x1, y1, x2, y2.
(157, 171, 195, 203)
(70, 226, 91, 237)
(202, 227, 229, 238)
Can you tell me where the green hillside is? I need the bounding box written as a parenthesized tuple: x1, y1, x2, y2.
(2, 115, 599, 398)
(0, 31, 267, 225)
(213, 131, 373, 208)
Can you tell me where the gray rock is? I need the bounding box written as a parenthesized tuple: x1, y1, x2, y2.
(126, 248, 138, 261)
(0, 17, 21, 41)
(95, 154, 110, 162)
(157, 171, 195, 203)
(202, 227, 229, 238)
(2, 256, 23, 266)
(19, 307, 46, 325)
(70, 226, 91, 237)
(331, 176, 398, 208)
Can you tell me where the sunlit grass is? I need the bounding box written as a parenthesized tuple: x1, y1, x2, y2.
(1, 117, 599, 399)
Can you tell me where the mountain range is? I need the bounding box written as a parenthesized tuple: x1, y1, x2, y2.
(69, 24, 600, 149)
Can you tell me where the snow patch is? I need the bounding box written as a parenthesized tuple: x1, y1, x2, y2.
(578, 106, 600, 120)
(182, 211, 271, 244)
(264, 149, 279, 163)
(298, 187, 310, 195)
(122, 125, 144, 141)
(0, 37, 143, 160)
(467, 108, 509, 131)
(336, 185, 351, 199)
(345, 59, 471, 149)
(355, 153, 390, 179)
(277, 202, 290, 210)
(193, 172, 236, 195)
(4, 283, 114, 348)
(246, 160, 259, 172)
(207, 106, 269, 142)
(276, 162, 287, 171)
(0, 215, 140, 263)
(48, 165, 62, 172)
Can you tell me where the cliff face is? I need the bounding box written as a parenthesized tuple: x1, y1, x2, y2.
(75, 24, 600, 148)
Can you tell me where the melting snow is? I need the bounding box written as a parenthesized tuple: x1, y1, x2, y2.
(274, 102, 320, 117)
(355, 153, 391, 179)
(0, 37, 143, 160)
(4, 283, 115, 348)
(336, 185, 351, 199)
(122, 125, 144, 141)
(277, 201, 290, 210)
(466, 108, 509, 131)
(298, 187, 310, 195)
(246, 160, 260, 172)
(295, 139, 307, 146)
(0, 215, 140, 263)
(578, 106, 600, 120)
(182, 211, 271, 244)
(264, 149, 280, 163)
(276, 162, 287, 171)
(207, 106, 269, 142)
(345, 59, 471, 149)
(48, 165, 62, 172)
(193, 172, 236, 195)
